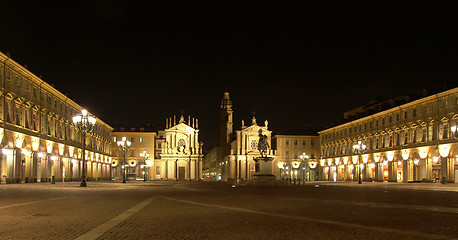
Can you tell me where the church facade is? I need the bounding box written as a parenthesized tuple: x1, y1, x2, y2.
(155, 115, 203, 180)
(218, 92, 278, 182)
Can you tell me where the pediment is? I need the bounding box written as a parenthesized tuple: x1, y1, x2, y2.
(167, 122, 195, 132)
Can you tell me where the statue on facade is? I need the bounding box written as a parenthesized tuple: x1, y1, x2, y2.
(257, 129, 269, 158)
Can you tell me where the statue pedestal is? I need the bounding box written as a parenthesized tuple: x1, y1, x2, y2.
(253, 157, 276, 181)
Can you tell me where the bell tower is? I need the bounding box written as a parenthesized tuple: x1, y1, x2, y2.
(220, 91, 233, 159)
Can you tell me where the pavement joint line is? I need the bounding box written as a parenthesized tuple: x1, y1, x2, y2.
(278, 197, 458, 214)
(0, 197, 66, 210)
(161, 196, 456, 240)
(74, 196, 156, 240)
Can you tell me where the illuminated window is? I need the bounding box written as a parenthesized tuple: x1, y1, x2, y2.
(140, 137, 144, 143)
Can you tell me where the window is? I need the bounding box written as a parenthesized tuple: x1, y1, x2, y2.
(140, 137, 144, 143)
(293, 139, 297, 146)
(404, 111, 408, 119)
(113, 137, 117, 142)
(443, 123, 449, 139)
(302, 140, 306, 146)
(311, 140, 315, 146)
(285, 140, 289, 146)
(285, 151, 289, 159)
(130, 137, 134, 142)
(156, 166, 160, 175)
(413, 109, 417, 117)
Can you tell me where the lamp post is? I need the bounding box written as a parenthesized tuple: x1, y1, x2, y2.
(117, 137, 131, 183)
(300, 153, 310, 182)
(353, 140, 366, 184)
(140, 151, 149, 182)
(72, 109, 96, 187)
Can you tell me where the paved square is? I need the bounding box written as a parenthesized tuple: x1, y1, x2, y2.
(0, 181, 457, 240)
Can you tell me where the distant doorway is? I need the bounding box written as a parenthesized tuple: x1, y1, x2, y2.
(178, 167, 185, 180)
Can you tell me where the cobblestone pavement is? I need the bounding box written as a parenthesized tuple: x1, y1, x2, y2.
(0, 181, 457, 240)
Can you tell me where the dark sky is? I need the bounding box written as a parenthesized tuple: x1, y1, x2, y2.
(1, 1, 458, 151)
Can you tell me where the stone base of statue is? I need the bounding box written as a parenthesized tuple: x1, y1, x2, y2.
(251, 157, 279, 185)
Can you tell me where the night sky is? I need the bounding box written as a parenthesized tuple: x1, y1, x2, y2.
(1, 1, 458, 150)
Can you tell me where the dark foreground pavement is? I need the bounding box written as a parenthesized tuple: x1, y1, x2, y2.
(0, 181, 457, 240)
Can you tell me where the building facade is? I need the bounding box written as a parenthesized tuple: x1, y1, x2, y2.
(319, 87, 458, 183)
(217, 92, 278, 182)
(111, 127, 156, 181)
(0, 51, 113, 184)
(274, 132, 320, 181)
(155, 115, 203, 180)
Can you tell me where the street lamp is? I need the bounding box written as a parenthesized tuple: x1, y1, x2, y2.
(353, 140, 366, 184)
(300, 153, 310, 181)
(72, 109, 96, 187)
(117, 137, 131, 183)
(139, 151, 150, 182)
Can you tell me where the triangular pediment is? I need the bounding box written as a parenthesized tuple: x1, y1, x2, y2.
(167, 122, 195, 132)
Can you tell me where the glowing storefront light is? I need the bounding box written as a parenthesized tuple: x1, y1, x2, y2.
(438, 144, 451, 158)
(352, 155, 358, 165)
(374, 153, 380, 163)
(419, 147, 429, 159)
(387, 151, 395, 161)
(401, 149, 410, 160)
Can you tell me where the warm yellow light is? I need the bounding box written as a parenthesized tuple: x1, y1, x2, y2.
(402, 149, 410, 160)
(335, 158, 340, 165)
(419, 147, 428, 159)
(277, 162, 284, 169)
(438, 144, 451, 158)
(387, 151, 395, 161)
(352, 156, 358, 164)
(383, 171, 388, 177)
(309, 160, 317, 169)
(292, 161, 301, 169)
(32, 138, 40, 152)
(362, 155, 368, 163)
(343, 157, 348, 165)
(146, 160, 153, 167)
(46, 142, 53, 154)
(374, 153, 380, 163)
(320, 159, 325, 167)
(15, 135, 24, 149)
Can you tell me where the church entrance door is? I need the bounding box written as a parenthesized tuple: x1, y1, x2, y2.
(178, 167, 186, 180)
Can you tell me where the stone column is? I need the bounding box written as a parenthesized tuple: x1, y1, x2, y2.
(32, 152, 38, 183)
(388, 161, 397, 182)
(441, 157, 455, 183)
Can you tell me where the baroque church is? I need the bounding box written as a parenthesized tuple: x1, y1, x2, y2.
(218, 92, 278, 182)
(155, 115, 203, 180)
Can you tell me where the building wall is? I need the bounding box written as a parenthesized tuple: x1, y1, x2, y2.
(202, 146, 219, 181)
(111, 131, 156, 181)
(274, 135, 320, 181)
(0, 51, 113, 184)
(319, 87, 458, 183)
